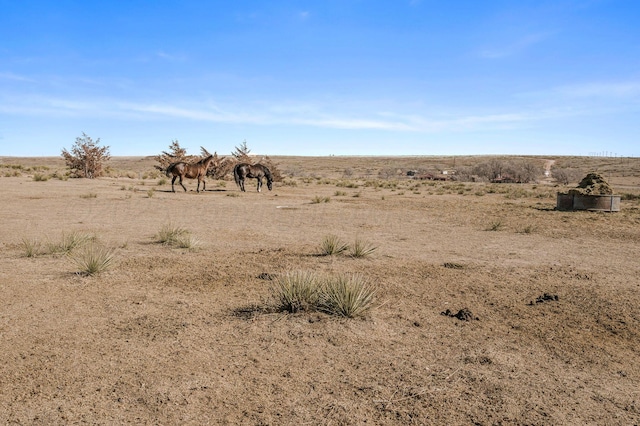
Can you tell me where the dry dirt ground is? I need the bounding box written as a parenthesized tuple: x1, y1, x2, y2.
(1, 156, 640, 425)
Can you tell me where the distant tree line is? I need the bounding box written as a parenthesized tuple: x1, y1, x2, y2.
(455, 159, 541, 183)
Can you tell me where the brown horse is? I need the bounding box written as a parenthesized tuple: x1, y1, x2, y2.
(233, 163, 273, 192)
(166, 155, 215, 193)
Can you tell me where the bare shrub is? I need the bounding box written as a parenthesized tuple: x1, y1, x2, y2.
(553, 167, 582, 185)
(61, 133, 111, 179)
(154, 140, 192, 173)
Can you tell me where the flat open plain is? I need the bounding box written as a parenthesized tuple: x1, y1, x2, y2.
(1, 155, 639, 424)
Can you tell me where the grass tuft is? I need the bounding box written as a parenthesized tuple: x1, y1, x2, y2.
(174, 233, 201, 251)
(319, 234, 349, 256)
(311, 195, 331, 204)
(349, 238, 377, 258)
(318, 273, 377, 318)
(47, 231, 94, 255)
(155, 223, 190, 245)
(486, 220, 503, 231)
(33, 173, 50, 181)
(21, 237, 43, 257)
(519, 224, 537, 234)
(271, 271, 321, 313)
(70, 244, 116, 276)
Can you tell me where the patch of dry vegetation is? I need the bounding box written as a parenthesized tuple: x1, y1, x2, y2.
(0, 154, 639, 424)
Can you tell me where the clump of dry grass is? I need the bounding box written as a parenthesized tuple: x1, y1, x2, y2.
(175, 233, 201, 250)
(270, 271, 377, 318)
(318, 273, 377, 318)
(311, 195, 331, 204)
(155, 223, 200, 250)
(271, 271, 321, 313)
(47, 231, 95, 255)
(349, 238, 377, 258)
(21, 237, 43, 257)
(33, 173, 50, 181)
(155, 223, 189, 245)
(486, 220, 504, 231)
(319, 234, 349, 256)
(70, 244, 116, 276)
(519, 224, 537, 234)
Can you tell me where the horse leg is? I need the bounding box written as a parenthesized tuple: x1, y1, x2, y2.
(179, 176, 187, 192)
(171, 176, 177, 192)
(197, 177, 205, 193)
(257, 177, 262, 192)
(240, 178, 245, 192)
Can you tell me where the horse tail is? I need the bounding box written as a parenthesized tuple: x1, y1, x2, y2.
(233, 164, 241, 187)
(165, 164, 173, 178)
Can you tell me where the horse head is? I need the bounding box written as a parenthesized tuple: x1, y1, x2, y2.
(263, 166, 273, 190)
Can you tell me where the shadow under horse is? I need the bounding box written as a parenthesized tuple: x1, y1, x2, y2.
(166, 155, 215, 193)
(234, 163, 273, 192)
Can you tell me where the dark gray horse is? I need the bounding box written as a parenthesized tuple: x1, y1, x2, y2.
(166, 155, 215, 193)
(233, 163, 273, 192)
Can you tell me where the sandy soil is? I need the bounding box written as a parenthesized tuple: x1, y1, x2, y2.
(1, 156, 639, 425)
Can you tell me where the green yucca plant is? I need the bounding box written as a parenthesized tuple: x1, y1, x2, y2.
(319, 273, 376, 318)
(349, 238, 377, 258)
(319, 234, 349, 256)
(271, 271, 321, 313)
(71, 244, 116, 276)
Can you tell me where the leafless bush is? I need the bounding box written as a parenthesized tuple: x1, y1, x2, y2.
(552, 167, 582, 185)
(61, 133, 111, 179)
(154, 140, 195, 173)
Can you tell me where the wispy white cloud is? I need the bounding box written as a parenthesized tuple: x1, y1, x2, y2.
(555, 81, 640, 98)
(0, 86, 622, 135)
(298, 11, 310, 21)
(478, 32, 553, 59)
(156, 51, 187, 62)
(0, 72, 35, 83)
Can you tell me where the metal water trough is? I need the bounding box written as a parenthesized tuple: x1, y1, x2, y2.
(556, 193, 621, 212)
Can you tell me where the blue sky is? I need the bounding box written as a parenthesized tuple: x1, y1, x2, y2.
(1, 0, 639, 157)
